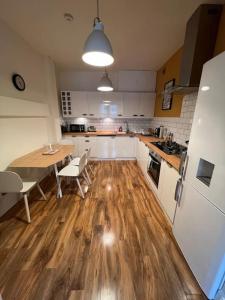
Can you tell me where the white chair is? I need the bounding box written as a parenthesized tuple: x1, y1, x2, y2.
(70, 148, 94, 183)
(0, 171, 47, 223)
(57, 152, 89, 199)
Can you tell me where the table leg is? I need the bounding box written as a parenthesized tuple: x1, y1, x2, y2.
(54, 163, 62, 198)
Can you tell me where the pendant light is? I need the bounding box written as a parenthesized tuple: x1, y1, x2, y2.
(97, 69, 114, 92)
(82, 0, 114, 67)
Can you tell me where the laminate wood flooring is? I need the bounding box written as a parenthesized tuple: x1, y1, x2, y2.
(0, 161, 207, 300)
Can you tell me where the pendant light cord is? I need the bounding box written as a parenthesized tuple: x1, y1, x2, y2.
(97, 0, 99, 18)
(94, 0, 101, 25)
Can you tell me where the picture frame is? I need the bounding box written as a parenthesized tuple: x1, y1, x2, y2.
(162, 79, 175, 110)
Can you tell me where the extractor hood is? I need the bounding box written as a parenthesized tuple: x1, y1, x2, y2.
(166, 4, 222, 95)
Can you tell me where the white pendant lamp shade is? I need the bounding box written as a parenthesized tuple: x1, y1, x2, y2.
(97, 71, 114, 91)
(82, 0, 114, 67)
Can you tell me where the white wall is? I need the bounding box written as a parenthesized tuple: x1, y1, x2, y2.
(59, 70, 156, 92)
(0, 19, 61, 216)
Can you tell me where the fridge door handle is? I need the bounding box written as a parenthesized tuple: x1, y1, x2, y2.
(182, 155, 189, 180)
(174, 179, 181, 202)
(177, 182, 183, 206)
(179, 151, 187, 176)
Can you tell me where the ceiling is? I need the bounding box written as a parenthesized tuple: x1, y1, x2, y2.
(0, 0, 224, 71)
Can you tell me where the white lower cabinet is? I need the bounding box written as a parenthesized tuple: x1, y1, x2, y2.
(158, 159, 180, 222)
(96, 136, 117, 159)
(137, 139, 149, 176)
(78, 137, 97, 157)
(115, 136, 136, 158)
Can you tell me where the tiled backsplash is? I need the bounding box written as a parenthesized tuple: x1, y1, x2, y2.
(149, 93, 198, 145)
(63, 117, 151, 132)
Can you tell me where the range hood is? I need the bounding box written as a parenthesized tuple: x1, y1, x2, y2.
(167, 4, 222, 95)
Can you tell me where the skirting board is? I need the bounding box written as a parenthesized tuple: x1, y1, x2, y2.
(0, 96, 49, 117)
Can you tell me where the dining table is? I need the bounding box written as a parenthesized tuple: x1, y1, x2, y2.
(9, 144, 74, 198)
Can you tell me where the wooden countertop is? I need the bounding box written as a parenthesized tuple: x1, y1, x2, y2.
(137, 135, 181, 171)
(62, 131, 181, 170)
(63, 131, 135, 137)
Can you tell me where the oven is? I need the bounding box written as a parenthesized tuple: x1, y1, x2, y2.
(148, 149, 161, 187)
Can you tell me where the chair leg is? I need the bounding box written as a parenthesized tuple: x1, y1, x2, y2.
(85, 167, 92, 184)
(88, 164, 94, 175)
(82, 173, 90, 185)
(76, 178, 85, 199)
(37, 183, 47, 200)
(58, 176, 63, 197)
(54, 164, 62, 198)
(23, 194, 31, 223)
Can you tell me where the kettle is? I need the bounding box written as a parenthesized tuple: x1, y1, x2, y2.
(154, 127, 160, 137)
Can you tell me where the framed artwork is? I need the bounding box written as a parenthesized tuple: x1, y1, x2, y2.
(162, 79, 175, 110)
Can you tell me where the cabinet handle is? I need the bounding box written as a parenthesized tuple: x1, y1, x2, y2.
(133, 114, 138, 117)
(89, 114, 94, 116)
(82, 113, 87, 116)
(140, 114, 144, 117)
(85, 140, 90, 142)
(117, 114, 122, 116)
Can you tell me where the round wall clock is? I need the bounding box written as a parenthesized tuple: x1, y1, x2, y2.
(12, 74, 26, 91)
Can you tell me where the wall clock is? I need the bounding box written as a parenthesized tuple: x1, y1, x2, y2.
(12, 74, 26, 91)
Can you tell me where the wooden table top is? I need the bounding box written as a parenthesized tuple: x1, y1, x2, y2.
(10, 144, 73, 168)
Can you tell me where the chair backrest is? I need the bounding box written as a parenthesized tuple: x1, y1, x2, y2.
(86, 147, 91, 160)
(78, 152, 87, 173)
(0, 171, 23, 193)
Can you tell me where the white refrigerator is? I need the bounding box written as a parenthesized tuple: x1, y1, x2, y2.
(173, 51, 225, 300)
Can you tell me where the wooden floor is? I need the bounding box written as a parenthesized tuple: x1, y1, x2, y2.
(0, 161, 206, 300)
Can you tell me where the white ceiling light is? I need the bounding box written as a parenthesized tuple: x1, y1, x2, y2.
(82, 0, 114, 67)
(97, 70, 114, 92)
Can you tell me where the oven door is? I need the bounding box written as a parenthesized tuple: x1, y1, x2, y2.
(148, 154, 161, 187)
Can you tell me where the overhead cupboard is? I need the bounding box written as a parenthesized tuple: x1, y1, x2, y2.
(61, 91, 155, 118)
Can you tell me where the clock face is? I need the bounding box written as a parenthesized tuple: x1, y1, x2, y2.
(12, 74, 26, 91)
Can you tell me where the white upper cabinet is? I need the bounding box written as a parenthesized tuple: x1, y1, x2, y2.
(123, 93, 141, 117)
(118, 71, 156, 92)
(104, 92, 123, 117)
(139, 93, 155, 118)
(70, 91, 89, 117)
(123, 92, 155, 118)
(61, 91, 155, 118)
(87, 92, 107, 118)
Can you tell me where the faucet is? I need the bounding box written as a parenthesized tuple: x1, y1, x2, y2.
(124, 121, 129, 133)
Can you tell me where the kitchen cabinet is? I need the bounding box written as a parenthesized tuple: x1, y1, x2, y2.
(137, 139, 149, 176)
(87, 92, 107, 117)
(123, 93, 141, 117)
(158, 159, 180, 222)
(123, 92, 155, 118)
(61, 91, 155, 118)
(115, 136, 136, 158)
(96, 136, 117, 159)
(70, 92, 89, 117)
(104, 92, 123, 117)
(140, 93, 155, 118)
(78, 136, 97, 157)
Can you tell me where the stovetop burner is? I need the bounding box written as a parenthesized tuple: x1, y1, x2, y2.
(151, 141, 187, 156)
